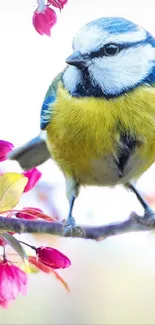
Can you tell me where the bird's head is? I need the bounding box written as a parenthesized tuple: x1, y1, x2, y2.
(63, 17, 155, 98)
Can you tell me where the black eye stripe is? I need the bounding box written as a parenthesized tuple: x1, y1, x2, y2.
(86, 40, 146, 59)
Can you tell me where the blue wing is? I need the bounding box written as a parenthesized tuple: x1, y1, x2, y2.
(40, 94, 55, 130)
(40, 72, 62, 130)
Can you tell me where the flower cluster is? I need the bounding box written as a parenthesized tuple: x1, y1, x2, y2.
(33, 0, 68, 36)
(0, 261, 27, 308)
(0, 140, 71, 308)
(0, 245, 71, 308)
(0, 0, 70, 311)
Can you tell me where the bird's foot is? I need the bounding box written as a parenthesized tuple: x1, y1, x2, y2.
(63, 217, 86, 237)
(138, 207, 155, 227)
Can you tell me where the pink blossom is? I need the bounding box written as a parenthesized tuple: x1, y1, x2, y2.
(48, 0, 68, 9)
(36, 246, 71, 269)
(0, 299, 9, 308)
(0, 140, 14, 162)
(33, 3, 57, 36)
(0, 261, 27, 308)
(22, 168, 42, 193)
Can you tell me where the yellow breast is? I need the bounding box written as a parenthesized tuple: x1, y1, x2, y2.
(46, 83, 155, 185)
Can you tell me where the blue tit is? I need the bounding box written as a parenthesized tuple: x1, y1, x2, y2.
(9, 17, 155, 234)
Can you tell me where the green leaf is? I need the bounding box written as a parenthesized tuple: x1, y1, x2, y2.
(0, 232, 27, 262)
(0, 172, 28, 212)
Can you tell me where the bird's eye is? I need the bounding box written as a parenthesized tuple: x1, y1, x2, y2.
(104, 43, 120, 56)
(89, 43, 121, 59)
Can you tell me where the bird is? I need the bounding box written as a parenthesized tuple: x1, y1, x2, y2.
(9, 16, 155, 235)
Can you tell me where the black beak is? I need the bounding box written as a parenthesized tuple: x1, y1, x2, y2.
(65, 51, 86, 68)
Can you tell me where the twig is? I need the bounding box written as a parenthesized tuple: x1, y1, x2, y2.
(0, 212, 153, 240)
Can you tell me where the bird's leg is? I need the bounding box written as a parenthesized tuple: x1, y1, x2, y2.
(65, 194, 76, 229)
(127, 182, 155, 226)
(63, 178, 85, 237)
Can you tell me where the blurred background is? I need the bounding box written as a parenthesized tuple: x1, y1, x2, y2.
(1, 0, 155, 323)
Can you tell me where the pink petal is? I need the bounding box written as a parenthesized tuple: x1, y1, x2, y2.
(28, 256, 54, 273)
(0, 264, 18, 300)
(16, 207, 44, 220)
(0, 261, 27, 303)
(44, 7, 57, 28)
(23, 168, 42, 193)
(48, 0, 68, 9)
(0, 140, 14, 162)
(33, 12, 51, 36)
(36, 246, 71, 269)
(32, 6, 57, 36)
(11, 264, 27, 295)
(0, 298, 9, 308)
(16, 211, 39, 220)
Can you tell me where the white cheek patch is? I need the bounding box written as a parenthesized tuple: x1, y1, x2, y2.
(63, 66, 82, 93)
(74, 25, 146, 54)
(89, 44, 155, 95)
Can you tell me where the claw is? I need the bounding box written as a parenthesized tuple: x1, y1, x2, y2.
(138, 207, 155, 227)
(63, 217, 86, 237)
(128, 183, 155, 227)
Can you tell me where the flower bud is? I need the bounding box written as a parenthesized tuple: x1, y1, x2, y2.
(33, 5, 57, 36)
(36, 246, 71, 269)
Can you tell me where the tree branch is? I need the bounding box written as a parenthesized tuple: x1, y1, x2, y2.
(0, 212, 154, 240)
